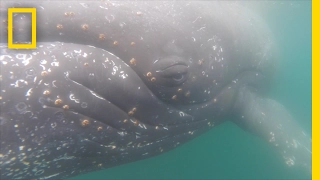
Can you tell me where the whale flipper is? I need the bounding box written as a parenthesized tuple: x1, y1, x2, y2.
(232, 86, 311, 174)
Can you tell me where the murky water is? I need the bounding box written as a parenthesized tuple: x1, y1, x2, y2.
(70, 1, 311, 179)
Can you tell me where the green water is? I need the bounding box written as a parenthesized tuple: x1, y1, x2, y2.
(70, 1, 312, 179)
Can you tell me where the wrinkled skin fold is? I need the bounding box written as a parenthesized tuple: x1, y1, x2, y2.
(0, 42, 222, 179)
(0, 1, 311, 179)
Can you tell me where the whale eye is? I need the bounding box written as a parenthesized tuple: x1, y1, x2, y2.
(152, 56, 189, 87)
(172, 74, 184, 81)
(158, 63, 188, 86)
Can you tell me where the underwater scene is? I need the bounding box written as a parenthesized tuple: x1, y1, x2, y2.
(71, 1, 312, 180)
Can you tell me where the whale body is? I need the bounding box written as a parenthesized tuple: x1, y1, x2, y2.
(0, 1, 311, 179)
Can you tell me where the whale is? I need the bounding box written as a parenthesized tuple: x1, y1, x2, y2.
(0, 1, 311, 179)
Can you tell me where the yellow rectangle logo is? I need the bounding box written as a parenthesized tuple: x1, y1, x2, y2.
(8, 8, 36, 49)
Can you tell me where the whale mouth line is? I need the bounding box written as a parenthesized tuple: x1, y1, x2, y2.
(45, 103, 209, 142)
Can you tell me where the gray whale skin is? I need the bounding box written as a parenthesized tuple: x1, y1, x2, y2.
(0, 1, 311, 179)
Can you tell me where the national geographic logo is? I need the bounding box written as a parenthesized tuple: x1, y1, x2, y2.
(7, 8, 36, 49)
